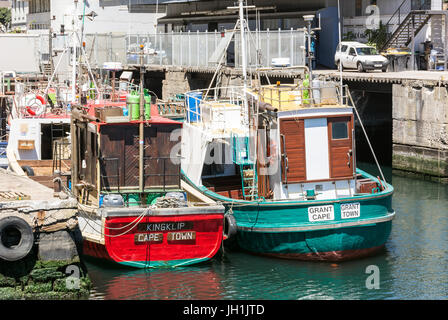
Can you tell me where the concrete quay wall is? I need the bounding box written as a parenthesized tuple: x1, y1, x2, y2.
(392, 82, 448, 182)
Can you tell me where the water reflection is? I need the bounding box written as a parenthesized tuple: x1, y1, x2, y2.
(87, 260, 224, 300)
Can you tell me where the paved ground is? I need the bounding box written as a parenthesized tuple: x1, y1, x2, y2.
(314, 69, 448, 84)
(0, 169, 55, 201)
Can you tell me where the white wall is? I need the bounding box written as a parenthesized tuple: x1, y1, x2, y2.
(50, 0, 164, 34)
(0, 34, 40, 72)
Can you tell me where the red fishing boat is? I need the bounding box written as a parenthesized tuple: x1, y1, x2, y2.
(71, 100, 225, 268)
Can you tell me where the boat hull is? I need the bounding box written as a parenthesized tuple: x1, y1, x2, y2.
(236, 220, 392, 262)
(80, 207, 224, 268)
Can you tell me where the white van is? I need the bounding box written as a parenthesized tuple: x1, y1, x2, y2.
(334, 42, 389, 72)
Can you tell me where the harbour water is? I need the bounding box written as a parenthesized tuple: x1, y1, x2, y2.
(85, 164, 448, 300)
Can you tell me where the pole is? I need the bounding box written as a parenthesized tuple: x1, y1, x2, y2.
(338, 0, 343, 103)
(307, 21, 313, 81)
(239, 0, 248, 90)
(49, 28, 54, 77)
(71, 2, 78, 103)
(139, 45, 145, 192)
(71, 30, 77, 103)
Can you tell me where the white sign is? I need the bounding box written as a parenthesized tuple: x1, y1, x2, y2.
(308, 205, 334, 222)
(341, 203, 361, 219)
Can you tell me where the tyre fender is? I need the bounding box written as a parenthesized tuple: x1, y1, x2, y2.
(21, 165, 35, 176)
(0, 216, 34, 261)
(223, 213, 237, 240)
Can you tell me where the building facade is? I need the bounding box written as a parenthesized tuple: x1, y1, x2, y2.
(23, 0, 165, 34)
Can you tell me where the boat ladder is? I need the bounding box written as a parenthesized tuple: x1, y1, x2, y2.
(232, 135, 258, 200)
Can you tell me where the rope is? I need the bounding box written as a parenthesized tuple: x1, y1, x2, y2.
(348, 89, 387, 184)
(78, 203, 150, 231)
(78, 206, 150, 238)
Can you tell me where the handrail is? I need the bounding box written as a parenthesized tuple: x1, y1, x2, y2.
(370, 0, 431, 50)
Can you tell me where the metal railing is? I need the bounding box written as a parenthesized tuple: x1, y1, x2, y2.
(36, 29, 306, 71)
(369, 0, 432, 49)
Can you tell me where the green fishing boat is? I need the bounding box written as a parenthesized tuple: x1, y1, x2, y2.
(180, 80, 394, 261)
(180, 0, 394, 261)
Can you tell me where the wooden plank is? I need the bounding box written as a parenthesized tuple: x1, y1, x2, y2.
(280, 118, 306, 183)
(0, 191, 31, 201)
(181, 180, 215, 204)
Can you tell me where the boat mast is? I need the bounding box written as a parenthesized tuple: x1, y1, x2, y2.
(337, 0, 343, 104)
(239, 0, 248, 93)
(139, 45, 145, 193)
(71, 2, 78, 103)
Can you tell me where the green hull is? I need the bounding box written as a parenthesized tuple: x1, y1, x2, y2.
(184, 169, 395, 261)
(236, 220, 392, 261)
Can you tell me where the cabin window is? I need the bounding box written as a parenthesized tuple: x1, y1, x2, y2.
(331, 122, 348, 140)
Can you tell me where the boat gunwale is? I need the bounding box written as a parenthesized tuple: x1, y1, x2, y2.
(182, 168, 394, 208)
(236, 210, 395, 233)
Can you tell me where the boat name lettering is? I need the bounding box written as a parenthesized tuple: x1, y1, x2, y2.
(308, 205, 335, 222)
(137, 221, 193, 232)
(167, 231, 196, 242)
(134, 233, 163, 244)
(341, 203, 361, 219)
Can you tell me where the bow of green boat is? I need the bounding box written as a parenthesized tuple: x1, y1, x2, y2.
(183, 167, 394, 232)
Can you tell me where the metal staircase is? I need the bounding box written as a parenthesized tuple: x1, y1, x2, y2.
(232, 135, 258, 200)
(370, 0, 435, 52)
(381, 10, 432, 51)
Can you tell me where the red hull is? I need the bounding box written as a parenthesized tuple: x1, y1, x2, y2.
(83, 213, 224, 268)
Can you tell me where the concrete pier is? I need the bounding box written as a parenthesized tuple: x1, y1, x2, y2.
(392, 82, 448, 182)
(0, 169, 91, 300)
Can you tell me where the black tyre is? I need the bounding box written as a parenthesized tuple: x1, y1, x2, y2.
(382, 67, 388, 72)
(223, 213, 237, 240)
(0, 216, 34, 261)
(357, 62, 365, 72)
(21, 165, 35, 176)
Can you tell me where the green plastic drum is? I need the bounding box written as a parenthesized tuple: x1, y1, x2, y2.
(127, 93, 140, 120)
(144, 94, 151, 120)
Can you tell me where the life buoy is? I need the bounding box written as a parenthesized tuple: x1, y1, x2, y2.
(223, 213, 237, 241)
(23, 94, 46, 117)
(0, 216, 34, 261)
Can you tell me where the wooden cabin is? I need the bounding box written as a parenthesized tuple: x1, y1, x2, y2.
(195, 83, 380, 201)
(71, 103, 183, 206)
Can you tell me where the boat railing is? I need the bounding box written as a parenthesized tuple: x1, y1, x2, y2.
(254, 82, 350, 111)
(184, 85, 247, 131)
(143, 156, 182, 192)
(52, 139, 71, 174)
